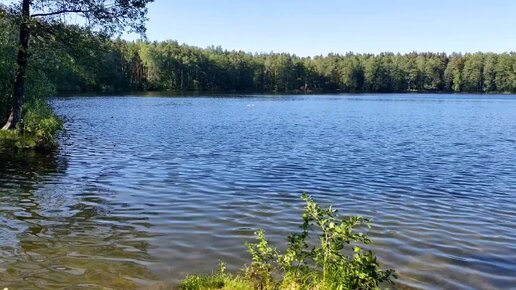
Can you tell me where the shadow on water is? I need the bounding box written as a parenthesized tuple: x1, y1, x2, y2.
(0, 149, 160, 289)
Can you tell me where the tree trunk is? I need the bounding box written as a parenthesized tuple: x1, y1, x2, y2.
(2, 0, 31, 130)
(180, 69, 184, 90)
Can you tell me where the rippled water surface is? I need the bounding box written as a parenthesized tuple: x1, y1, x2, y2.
(1, 94, 516, 289)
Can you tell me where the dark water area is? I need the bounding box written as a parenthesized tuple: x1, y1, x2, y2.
(1, 94, 516, 289)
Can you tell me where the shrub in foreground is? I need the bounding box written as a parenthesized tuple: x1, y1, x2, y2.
(180, 194, 395, 290)
(0, 99, 63, 151)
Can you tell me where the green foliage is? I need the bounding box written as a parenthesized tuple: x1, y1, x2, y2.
(0, 11, 59, 119)
(111, 46, 515, 93)
(180, 194, 395, 290)
(244, 230, 277, 289)
(0, 13, 17, 119)
(0, 99, 63, 151)
(180, 262, 254, 290)
(0, 12, 514, 97)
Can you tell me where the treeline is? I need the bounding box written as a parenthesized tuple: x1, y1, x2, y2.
(62, 39, 515, 94)
(129, 43, 515, 93)
(1, 16, 515, 108)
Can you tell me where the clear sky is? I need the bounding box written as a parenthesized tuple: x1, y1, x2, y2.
(133, 0, 515, 56)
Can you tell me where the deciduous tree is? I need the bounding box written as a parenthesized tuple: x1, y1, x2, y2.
(2, 0, 154, 130)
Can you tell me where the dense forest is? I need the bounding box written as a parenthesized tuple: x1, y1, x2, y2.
(113, 44, 515, 94)
(1, 12, 515, 120)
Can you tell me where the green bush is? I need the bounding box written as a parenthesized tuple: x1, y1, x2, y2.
(0, 99, 63, 151)
(180, 194, 395, 290)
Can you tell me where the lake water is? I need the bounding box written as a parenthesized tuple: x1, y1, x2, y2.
(1, 94, 516, 289)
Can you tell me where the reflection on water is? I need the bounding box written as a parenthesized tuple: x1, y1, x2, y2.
(1, 94, 516, 289)
(0, 149, 158, 289)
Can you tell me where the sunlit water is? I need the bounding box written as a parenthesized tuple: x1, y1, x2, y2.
(1, 94, 516, 289)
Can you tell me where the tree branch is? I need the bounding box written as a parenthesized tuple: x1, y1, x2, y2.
(31, 9, 92, 18)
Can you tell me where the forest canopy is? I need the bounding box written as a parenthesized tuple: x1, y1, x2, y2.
(0, 11, 514, 119)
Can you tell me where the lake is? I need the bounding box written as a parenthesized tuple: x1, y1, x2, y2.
(1, 94, 515, 289)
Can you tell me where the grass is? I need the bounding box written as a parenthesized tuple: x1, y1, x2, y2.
(0, 99, 63, 151)
(181, 263, 254, 290)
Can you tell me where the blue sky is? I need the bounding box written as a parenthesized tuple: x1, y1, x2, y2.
(134, 0, 515, 56)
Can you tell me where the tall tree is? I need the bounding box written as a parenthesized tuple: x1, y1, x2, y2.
(462, 53, 484, 92)
(2, 0, 154, 130)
